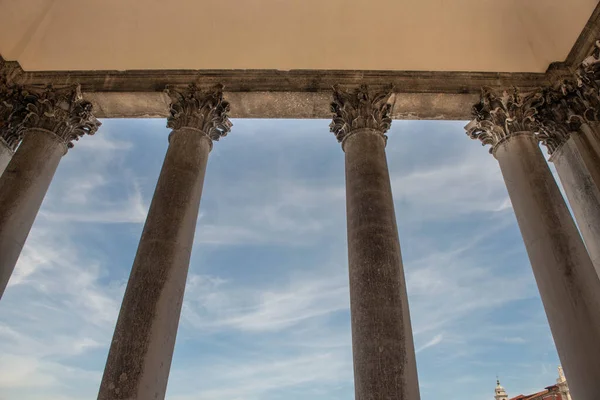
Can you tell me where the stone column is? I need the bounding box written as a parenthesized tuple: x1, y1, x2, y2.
(537, 84, 600, 275)
(578, 122, 600, 164)
(537, 125, 600, 276)
(98, 85, 232, 400)
(330, 86, 420, 400)
(0, 85, 100, 299)
(467, 87, 600, 400)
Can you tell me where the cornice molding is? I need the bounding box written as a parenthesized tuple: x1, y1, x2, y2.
(563, 1, 600, 72)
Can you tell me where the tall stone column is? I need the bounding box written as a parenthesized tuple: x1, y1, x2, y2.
(0, 85, 100, 299)
(330, 86, 420, 400)
(467, 87, 600, 400)
(98, 85, 232, 400)
(548, 136, 600, 274)
(537, 119, 600, 277)
(578, 122, 600, 165)
(536, 86, 600, 275)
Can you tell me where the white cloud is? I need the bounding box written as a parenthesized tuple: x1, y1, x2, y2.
(194, 179, 345, 246)
(182, 272, 349, 333)
(168, 351, 351, 400)
(391, 143, 511, 220)
(0, 119, 561, 400)
(39, 179, 148, 224)
(417, 333, 444, 353)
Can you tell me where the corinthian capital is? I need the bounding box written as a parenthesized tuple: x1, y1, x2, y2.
(165, 84, 232, 141)
(570, 39, 600, 122)
(535, 84, 582, 155)
(465, 87, 543, 153)
(329, 85, 393, 143)
(0, 71, 22, 151)
(12, 85, 101, 148)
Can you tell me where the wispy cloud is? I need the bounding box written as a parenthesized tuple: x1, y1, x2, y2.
(168, 351, 351, 400)
(182, 272, 349, 333)
(39, 179, 147, 224)
(0, 119, 561, 400)
(417, 334, 444, 353)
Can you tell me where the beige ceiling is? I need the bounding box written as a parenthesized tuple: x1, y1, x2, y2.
(0, 0, 597, 72)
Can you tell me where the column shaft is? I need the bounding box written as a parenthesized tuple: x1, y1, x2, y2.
(98, 128, 211, 400)
(495, 133, 600, 400)
(581, 122, 600, 164)
(0, 139, 13, 176)
(552, 135, 600, 274)
(344, 129, 420, 400)
(574, 124, 600, 187)
(0, 129, 65, 298)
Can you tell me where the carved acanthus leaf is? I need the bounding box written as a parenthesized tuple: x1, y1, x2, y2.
(12, 85, 101, 148)
(165, 84, 232, 141)
(575, 39, 600, 122)
(465, 87, 543, 153)
(535, 84, 583, 155)
(329, 85, 393, 143)
(0, 62, 24, 151)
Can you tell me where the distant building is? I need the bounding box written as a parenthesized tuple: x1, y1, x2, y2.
(494, 367, 572, 400)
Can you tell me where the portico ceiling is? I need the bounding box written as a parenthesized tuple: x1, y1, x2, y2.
(0, 0, 598, 73)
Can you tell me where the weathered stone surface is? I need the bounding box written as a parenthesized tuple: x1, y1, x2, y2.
(492, 133, 600, 400)
(343, 128, 420, 400)
(465, 87, 543, 154)
(98, 129, 210, 400)
(0, 85, 100, 299)
(536, 84, 577, 156)
(551, 135, 600, 276)
(562, 3, 600, 69)
(14, 85, 101, 148)
(165, 84, 232, 141)
(13, 65, 550, 120)
(0, 59, 24, 154)
(467, 84, 600, 398)
(0, 129, 66, 299)
(98, 86, 230, 400)
(534, 83, 600, 278)
(330, 85, 392, 143)
(333, 86, 420, 400)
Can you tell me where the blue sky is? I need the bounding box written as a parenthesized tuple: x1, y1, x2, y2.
(0, 119, 563, 400)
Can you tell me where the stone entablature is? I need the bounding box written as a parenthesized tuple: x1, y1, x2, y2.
(0, 2, 598, 122)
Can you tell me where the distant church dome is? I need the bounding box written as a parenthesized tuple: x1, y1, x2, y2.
(495, 380, 509, 400)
